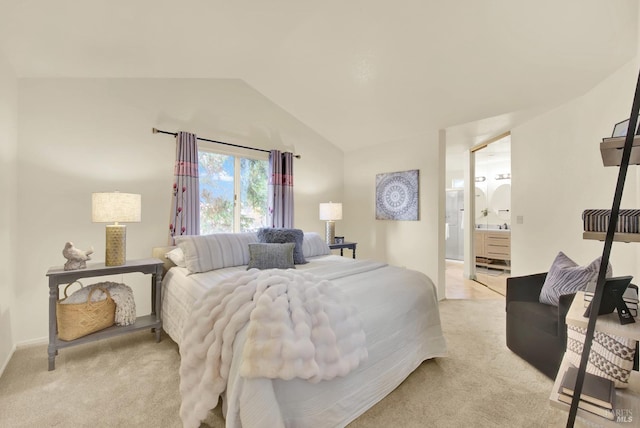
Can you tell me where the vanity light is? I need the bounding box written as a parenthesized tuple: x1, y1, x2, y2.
(495, 173, 511, 180)
(475, 176, 486, 182)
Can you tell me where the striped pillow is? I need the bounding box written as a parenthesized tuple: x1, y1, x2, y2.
(302, 232, 331, 258)
(175, 232, 259, 274)
(539, 251, 612, 306)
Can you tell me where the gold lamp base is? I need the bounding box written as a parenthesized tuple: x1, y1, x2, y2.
(325, 221, 336, 244)
(105, 224, 126, 266)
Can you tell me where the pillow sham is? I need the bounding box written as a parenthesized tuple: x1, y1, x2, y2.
(302, 232, 331, 258)
(247, 243, 295, 270)
(165, 247, 186, 268)
(257, 228, 307, 264)
(175, 232, 259, 274)
(539, 251, 612, 306)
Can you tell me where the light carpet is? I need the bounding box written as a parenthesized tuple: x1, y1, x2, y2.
(0, 299, 582, 427)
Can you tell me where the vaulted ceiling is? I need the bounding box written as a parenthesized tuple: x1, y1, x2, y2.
(1, 1, 637, 152)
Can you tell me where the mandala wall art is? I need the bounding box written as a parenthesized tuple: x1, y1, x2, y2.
(375, 169, 419, 221)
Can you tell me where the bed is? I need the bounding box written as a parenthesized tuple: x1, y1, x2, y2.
(155, 231, 447, 428)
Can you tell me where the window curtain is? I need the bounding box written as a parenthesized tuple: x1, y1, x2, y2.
(169, 131, 200, 244)
(268, 150, 294, 228)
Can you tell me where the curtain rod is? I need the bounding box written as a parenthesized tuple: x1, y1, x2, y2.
(152, 128, 301, 159)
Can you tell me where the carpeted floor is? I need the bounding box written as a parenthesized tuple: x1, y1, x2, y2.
(0, 299, 582, 427)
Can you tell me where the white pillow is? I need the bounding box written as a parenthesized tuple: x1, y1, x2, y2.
(175, 232, 259, 273)
(165, 247, 186, 268)
(302, 232, 331, 258)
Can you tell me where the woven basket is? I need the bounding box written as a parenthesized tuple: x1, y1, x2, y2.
(56, 283, 116, 341)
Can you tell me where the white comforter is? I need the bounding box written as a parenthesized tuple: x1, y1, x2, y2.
(162, 256, 447, 428)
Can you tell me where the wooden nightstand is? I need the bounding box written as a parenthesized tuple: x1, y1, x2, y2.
(45, 258, 164, 370)
(329, 241, 357, 259)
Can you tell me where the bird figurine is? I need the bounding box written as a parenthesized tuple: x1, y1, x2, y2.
(62, 242, 94, 270)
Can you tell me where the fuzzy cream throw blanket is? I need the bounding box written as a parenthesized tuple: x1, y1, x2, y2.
(179, 269, 368, 428)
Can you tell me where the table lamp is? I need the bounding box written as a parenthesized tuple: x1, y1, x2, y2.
(319, 202, 342, 244)
(92, 192, 141, 266)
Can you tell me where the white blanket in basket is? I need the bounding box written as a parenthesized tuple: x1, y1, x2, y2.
(179, 269, 368, 428)
(61, 282, 136, 326)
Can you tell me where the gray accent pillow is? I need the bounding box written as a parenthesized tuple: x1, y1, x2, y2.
(257, 228, 307, 264)
(539, 251, 612, 306)
(247, 243, 296, 270)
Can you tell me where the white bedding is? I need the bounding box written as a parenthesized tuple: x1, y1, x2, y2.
(162, 255, 447, 428)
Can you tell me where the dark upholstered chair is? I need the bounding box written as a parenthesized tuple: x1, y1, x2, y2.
(507, 272, 640, 380)
(506, 272, 576, 379)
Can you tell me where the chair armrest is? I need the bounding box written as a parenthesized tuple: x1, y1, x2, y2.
(506, 272, 548, 308)
(557, 292, 576, 341)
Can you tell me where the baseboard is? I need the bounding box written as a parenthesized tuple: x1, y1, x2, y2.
(0, 344, 17, 379)
(0, 336, 48, 378)
(16, 336, 48, 348)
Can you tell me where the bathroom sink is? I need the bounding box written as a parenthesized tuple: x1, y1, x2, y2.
(477, 225, 510, 231)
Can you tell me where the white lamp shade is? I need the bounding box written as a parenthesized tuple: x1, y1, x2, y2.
(92, 192, 142, 223)
(319, 202, 342, 221)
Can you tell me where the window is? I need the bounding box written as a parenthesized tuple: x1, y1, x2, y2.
(198, 149, 269, 234)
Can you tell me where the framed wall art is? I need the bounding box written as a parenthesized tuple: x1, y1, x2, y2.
(375, 169, 419, 221)
(612, 118, 640, 138)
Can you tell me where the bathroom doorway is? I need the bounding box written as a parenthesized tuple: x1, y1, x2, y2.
(472, 134, 511, 295)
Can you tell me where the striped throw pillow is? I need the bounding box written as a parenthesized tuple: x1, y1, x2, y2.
(175, 232, 259, 274)
(539, 251, 612, 306)
(302, 232, 331, 258)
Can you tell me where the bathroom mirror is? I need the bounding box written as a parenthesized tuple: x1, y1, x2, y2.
(490, 183, 511, 220)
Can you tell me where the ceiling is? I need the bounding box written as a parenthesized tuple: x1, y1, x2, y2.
(0, 1, 637, 152)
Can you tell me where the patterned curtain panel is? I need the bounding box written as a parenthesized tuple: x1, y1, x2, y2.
(169, 131, 200, 244)
(268, 150, 294, 228)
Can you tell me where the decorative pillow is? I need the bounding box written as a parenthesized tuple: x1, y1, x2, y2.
(165, 247, 186, 268)
(302, 232, 331, 258)
(257, 228, 307, 264)
(175, 232, 259, 274)
(247, 243, 295, 270)
(539, 251, 612, 306)
(566, 324, 637, 388)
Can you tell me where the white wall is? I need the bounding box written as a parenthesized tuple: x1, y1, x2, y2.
(15, 78, 343, 344)
(511, 58, 640, 278)
(343, 132, 446, 299)
(0, 51, 17, 373)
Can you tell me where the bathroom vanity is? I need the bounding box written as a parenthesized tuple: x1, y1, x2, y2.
(475, 229, 511, 271)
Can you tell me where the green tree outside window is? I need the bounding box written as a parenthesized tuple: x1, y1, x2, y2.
(199, 151, 268, 234)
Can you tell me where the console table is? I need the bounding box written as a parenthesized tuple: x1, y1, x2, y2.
(46, 258, 164, 370)
(329, 241, 357, 259)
